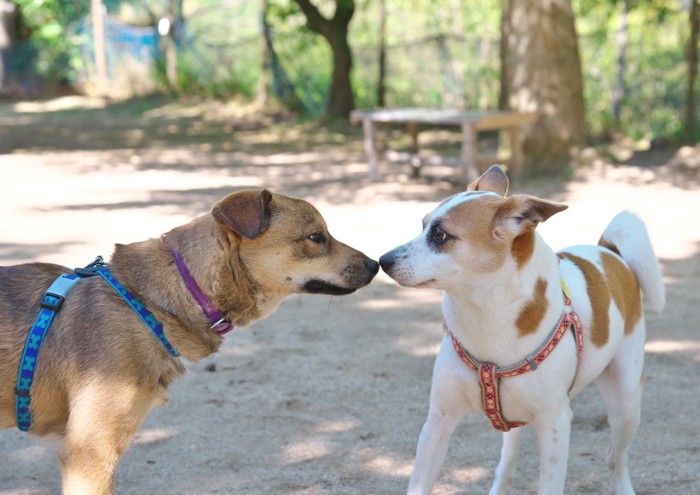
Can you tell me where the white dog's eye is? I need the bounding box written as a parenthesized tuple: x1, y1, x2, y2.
(308, 232, 326, 244)
(431, 227, 449, 244)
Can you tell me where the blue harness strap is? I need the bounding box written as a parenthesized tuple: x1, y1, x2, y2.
(94, 267, 179, 358)
(15, 273, 84, 431)
(15, 258, 179, 432)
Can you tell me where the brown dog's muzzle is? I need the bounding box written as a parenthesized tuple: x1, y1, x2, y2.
(303, 256, 379, 295)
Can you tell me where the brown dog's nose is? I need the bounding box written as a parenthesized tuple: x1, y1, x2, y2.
(364, 258, 380, 275)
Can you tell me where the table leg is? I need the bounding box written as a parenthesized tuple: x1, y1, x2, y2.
(460, 123, 479, 183)
(407, 121, 421, 178)
(362, 117, 379, 181)
(509, 125, 524, 178)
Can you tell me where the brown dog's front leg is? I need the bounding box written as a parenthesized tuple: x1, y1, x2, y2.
(59, 380, 156, 495)
(60, 449, 117, 495)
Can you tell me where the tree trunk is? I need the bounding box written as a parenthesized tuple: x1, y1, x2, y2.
(294, 0, 356, 118)
(377, 0, 386, 107)
(686, 0, 699, 142)
(257, 0, 269, 106)
(326, 24, 354, 117)
(612, 0, 630, 130)
(0, 0, 18, 94)
(500, 0, 587, 176)
(262, 3, 307, 113)
(163, 0, 179, 91)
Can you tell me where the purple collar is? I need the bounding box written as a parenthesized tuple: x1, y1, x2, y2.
(169, 247, 233, 335)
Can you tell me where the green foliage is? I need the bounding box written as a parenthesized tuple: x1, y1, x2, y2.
(575, 0, 688, 139)
(154, 48, 259, 99)
(263, 0, 333, 115)
(9, 0, 696, 143)
(13, 0, 76, 82)
(351, 0, 501, 109)
(147, 1, 263, 98)
(12, 0, 127, 84)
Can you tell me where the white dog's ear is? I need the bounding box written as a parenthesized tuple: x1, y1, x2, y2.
(494, 194, 568, 238)
(467, 164, 509, 196)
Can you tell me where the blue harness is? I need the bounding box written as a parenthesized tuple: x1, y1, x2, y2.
(15, 257, 179, 431)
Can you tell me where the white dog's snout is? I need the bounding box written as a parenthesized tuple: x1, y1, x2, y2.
(379, 248, 403, 273)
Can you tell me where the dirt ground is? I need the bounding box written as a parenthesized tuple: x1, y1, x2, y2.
(0, 96, 698, 495)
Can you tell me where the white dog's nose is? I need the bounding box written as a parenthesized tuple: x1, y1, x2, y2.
(378, 252, 396, 272)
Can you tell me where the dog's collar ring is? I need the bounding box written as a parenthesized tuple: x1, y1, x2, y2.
(210, 317, 234, 335)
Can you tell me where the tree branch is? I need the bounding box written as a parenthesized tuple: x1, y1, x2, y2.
(333, 0, 354, 25)
(293, 0, 328, 37)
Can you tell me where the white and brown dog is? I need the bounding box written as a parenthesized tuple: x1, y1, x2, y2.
(379, 165, 665, 495)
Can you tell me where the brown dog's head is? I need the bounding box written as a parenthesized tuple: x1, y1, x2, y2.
(213, 189, 379, 299)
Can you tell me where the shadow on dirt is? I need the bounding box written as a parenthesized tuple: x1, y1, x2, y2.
(0, 94, 699, 493)
(0, 242, 85, 263)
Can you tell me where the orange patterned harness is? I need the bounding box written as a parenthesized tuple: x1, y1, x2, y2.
(443, 279, 583, 432)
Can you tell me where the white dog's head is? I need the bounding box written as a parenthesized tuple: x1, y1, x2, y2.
(379, 165, 567, 292)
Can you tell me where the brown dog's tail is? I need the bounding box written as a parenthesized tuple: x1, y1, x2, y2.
(599, 211, 665, 313)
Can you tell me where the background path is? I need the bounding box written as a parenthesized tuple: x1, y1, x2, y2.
(1, 97, 698, 494)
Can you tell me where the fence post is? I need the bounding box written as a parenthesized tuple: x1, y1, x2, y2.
(91, 0, 108, 96)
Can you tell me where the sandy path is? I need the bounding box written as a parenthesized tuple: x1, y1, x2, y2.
(0, 99, 698, 494)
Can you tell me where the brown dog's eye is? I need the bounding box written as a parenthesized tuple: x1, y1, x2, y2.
(308, 232, 326, 244)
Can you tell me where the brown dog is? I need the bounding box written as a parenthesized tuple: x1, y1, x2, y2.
(0, 189, 379, 494)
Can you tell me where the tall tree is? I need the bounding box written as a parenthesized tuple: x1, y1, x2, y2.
(293, 0, 355, 118)
(500, 0, 588, 176)
(257, 0, 270, 106)
(162, 0, 179, 91)
(377, 0, 386, 107)
(262, 1, 307, 113)
(612, 0, 631, 130)
(0, 0, 19, 94)
(685, 0, 699, 142)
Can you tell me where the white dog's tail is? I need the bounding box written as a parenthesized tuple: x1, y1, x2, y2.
(599, 211, 665, 313)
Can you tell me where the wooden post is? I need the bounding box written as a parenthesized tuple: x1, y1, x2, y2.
(91, 0, 108, 96)
(407, 121, 421, 178)
(362, 116, 379, 181)
(509, 125, 524, 178)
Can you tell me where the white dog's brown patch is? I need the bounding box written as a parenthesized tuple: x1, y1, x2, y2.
(516, 277, 549, 336)
(560, 252, 611, 347)
(601, 251, 642, 335)
(512, 230, 536, 269)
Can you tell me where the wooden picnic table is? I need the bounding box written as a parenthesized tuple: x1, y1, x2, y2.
(350, 108, 537, 182)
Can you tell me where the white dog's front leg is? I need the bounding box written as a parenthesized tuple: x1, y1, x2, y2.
(407, 403, 465, 495)
(408, 343, 473, 495)
(532, 406, 573, 495)
(489, 427, 526, 495)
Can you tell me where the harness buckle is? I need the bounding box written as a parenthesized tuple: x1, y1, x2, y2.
(525, 355, 538, 371)
(40, 293, 64, 311)
(41, 274, 86, 311)
(74, 256, 106, 277)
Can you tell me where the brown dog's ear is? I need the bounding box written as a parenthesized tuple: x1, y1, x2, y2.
(213, 189, 273, 239)
(467, 164, 509, 197)
(495, 194, 568, 238)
